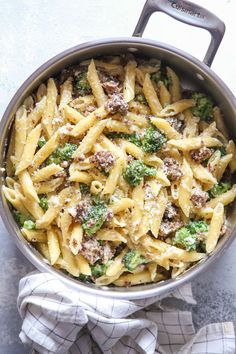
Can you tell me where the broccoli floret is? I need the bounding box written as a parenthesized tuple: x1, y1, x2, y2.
(82, 200, 108, 236)
(208, 182, 231, 199)
(135, 93, 147, 105)
(75, 72, 92, 96)
(173, 220, 209, 251)
(13, 210, 28, 227)
(38, 136, 47, 148)
(79, 183, 90, 195)
(187, 220, 209, 234)
(150, 67, 171, 87)
(46, 143, 77, 165)
(78, 274, 92, 283)
(123, 160, 156, 187)
(91, 263, 106, 278)
(191, 92, 213, 121)
(123, 250, 148, 271)
(128, 134, 142, 146)
(107, 127, 166, 153)
(39, 196, 48, 211)
(23, 220, 36, 230)
(91, 260, 112, 278)
(142, 126, 166, 153)
(13, 210, 36, 230)
(173, 228, 197, 251)
(106, 132, 142, 147)
(98, 240, 105, 246)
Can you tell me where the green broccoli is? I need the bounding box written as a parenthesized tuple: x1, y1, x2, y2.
(106, 132, 142, 147)
(208, 182, 231, 199)
(78, 274, 92, 282)
(13, 210, 28, 227)
(173, 220, 209, 251)
(135, 93, 147, 105)
(191, 92, 213, 121)
(23, 220, 36, 230)
(123, 250, 148, 271)
(46, 143, 77, 165)
(91, 260, 113, 278)
(39, 196, 48, 211)
(98, 240, 105, 246)
(123, 160, 156, 187)
(187, 220, 209, 234)
(38, 136, 47, 148)
(79, 183, 90, 195)
(13, 211, 36, 230)
(142, 126, 166, 153)
(107, 127, 166, 153)
(150, 67, 171, 87)
(82, 199, 108, 236)
(75, 72, 92, 96)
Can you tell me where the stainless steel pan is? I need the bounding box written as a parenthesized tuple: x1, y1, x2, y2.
(1, 0, 236, 299)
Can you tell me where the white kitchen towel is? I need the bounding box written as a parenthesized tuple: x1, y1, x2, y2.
(18, 272, 235, 354)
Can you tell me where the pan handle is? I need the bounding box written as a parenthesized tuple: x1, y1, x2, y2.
(133, 0, 225, 67)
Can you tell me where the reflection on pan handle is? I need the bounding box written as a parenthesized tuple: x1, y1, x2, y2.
(133, 0, 225, 67)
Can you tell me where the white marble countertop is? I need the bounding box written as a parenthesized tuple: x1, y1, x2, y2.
(0, 1, 236, 353)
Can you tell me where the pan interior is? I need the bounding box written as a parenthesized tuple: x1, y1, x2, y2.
(1, 38, 236, 298)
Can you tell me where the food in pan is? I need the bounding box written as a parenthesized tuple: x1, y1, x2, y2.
(3, 55, 236, 286)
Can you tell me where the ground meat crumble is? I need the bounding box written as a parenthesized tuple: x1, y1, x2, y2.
(89, 150, 115, 172)
(166, 116, 184, 133)
(191, 187, 208, 208)
(163, 157, 182, 181)
(159, 220, 184, 238)
(105, 93, 128, 115)
(164, 202, 179, 220)
(99, 71, 120, 95)
(80, 238, 114, 265)
(74, 200, 92, 223)
(159, 202, 183, 238)
(190, 147, 213, 163)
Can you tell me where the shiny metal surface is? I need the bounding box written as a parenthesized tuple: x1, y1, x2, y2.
(0, 37, 236, 299)
(133, 0, 225, 67)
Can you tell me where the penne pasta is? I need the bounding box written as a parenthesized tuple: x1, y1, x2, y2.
(59, 78, 73, 110)
(69, 224, 83, 255)
(143, 73, 162, 114)
(14, 106, 27, 162)
(42, 78, 58, 138)
(36, 187, 73, 229)
(18, 170, 39, 202)
(102, 157, 125, 195)
(226, 140, 236, 173)
(178, 159, 193, 217)
(156, 99, 195, 117)
(166, 66, 181, 102)
(31, 132, 60, 171)
(168, 136, 222, 151)
(87, 59, 107, 106)
(151, 117, 181, 139)
(63, 104, 85, 124)
(16, 124, 42, 174)
(32, 164, 63, 183)
(206, 203, 224, 253)
(123, 60, 137, 102)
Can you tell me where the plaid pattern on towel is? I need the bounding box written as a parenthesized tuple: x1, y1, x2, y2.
(18, 272, 235, 354)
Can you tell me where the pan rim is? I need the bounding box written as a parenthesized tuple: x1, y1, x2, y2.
(1, 36, 236, 299)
